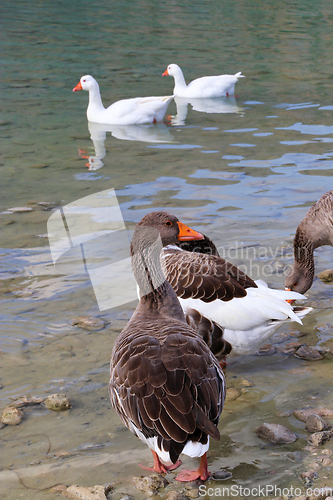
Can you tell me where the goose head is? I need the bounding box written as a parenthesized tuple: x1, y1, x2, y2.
(285, 263, 314, 294)
(133, 211, 204, 251)
(73, 75, 98, 92)
(162, 64, 182, 78)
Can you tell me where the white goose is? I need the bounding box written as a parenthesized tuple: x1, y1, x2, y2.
(161, 231, 312, 356)
(73, 75, 174, 125)
(162, 64, 244, 98)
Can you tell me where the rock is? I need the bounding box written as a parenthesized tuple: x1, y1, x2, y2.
(44, 393, 71, 411)
(70, 316, 106, 331)
(300, 469, 317, 481)
(306, 414, 331, 433)
(10, 396, 44, 408)
(63, 484, 113, 500)
(7, 207, 33, 213)
(185, 488, 200, 498)
(257, 344, 276, 355)
(225, 388, 241, 401)
(119, 496, 134, 500)
(133, 474, 169, 496)
(1, 406, 23, 425)
(318, 269, 333, 282)
(307, 430, 333, 447)
(294, 345, 323, 360)
(293, 408, 333, 422)
(212, 470, 233, 480)
(164, 492, 188, 500)
(239, 379, 252, 387)
(321, 448, 333, 456)
(280, 342, 302, 354)
(322, 457, 333, 466)
(256, 423, 298, 444)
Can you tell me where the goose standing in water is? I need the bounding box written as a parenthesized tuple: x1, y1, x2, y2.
(109, 212, 226, 482)
(162, 64, 244, 98)
(285, 190, 333, 294)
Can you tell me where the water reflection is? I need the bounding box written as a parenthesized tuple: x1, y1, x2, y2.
(170, 96, 243, 125)
(79, 121, 175, 170)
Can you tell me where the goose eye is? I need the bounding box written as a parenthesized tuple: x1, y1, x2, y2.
(165, 221, 172, 227)
(293, 281, 297, 287)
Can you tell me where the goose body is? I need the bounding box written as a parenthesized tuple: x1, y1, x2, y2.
(161, 234, 312, 355)
(109, 212, 225, 481)
(73, 75, 173, 125)
(162, 64, 244, 98)
(285, 190, 333, 294)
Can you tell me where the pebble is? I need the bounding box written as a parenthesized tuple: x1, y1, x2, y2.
(133, 474, 169, 496)
(1, 406, 23, 425)
(239, 379, 252, 387)
(164, 492, 188, 500)
(300, 469, 317, 481)
(279, 342, 302, 354)
(307, 430, 333, 447)
(318, 269, 333, 282)
(119, 496, 134, 500)
(225, 388, 241, 401)
(63, 484, 114, 500)
(306, 414, 331, 433)
(257, 344, 277, 355)
(10, 396, 44, 408)
(7, 207, 33, 213)
(293, 408, 333, 422)
(70, 316, 106, 331)
(44, 393, 71, 411)
(256, 423, 298, 444)
(212, 470, 233, 480)
(294, 345, 323, 360)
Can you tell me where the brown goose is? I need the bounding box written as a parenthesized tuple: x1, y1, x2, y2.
(161, 232, 311, 355)
(285, 190, 333, 294)
(109, 212, 226, 482)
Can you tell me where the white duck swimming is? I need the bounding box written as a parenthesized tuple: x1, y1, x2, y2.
(73, 75, 174, 125)
(162, 64, 244, 98)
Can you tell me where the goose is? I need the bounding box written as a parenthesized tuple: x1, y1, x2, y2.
(162, 64, 244, 98)
(160, 232, 312, 356)
(109, 212, 226, 482)
(285, 190, 333, 294)
(73, 75, 174, 125)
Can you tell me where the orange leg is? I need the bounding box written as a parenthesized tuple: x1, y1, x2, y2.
(175, 452, 210, 482)
(139, 450, 182, 473)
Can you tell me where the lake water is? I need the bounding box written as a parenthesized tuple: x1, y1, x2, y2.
(1, 1, 333, 498)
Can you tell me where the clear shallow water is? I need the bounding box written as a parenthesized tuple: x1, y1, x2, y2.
(1, 1, 333, 498)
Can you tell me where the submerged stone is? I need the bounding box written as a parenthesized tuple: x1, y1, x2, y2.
(44, 393, 71, 411)
(307, 430, 333, 447)
(63, 484, 114, 500)
(1, 406, 23, 425)
(306, 414, 331, 433)
(133, 474, 169, 496)
(256, 423, 298, 444)
(70, 316, 106, 331)
(294, 345, 323, 361)
(318, 269, 333, 282)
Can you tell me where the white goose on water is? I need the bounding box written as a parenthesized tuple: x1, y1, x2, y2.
(162, 63, 244, 98)
(73, 75, 174, 125)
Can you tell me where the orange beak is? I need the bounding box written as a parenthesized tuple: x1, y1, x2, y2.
(162, 69, 169, 77)
(285, 288, 295, 304)
(73, 81, 83, 92)
(177, 221, 204, 241)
